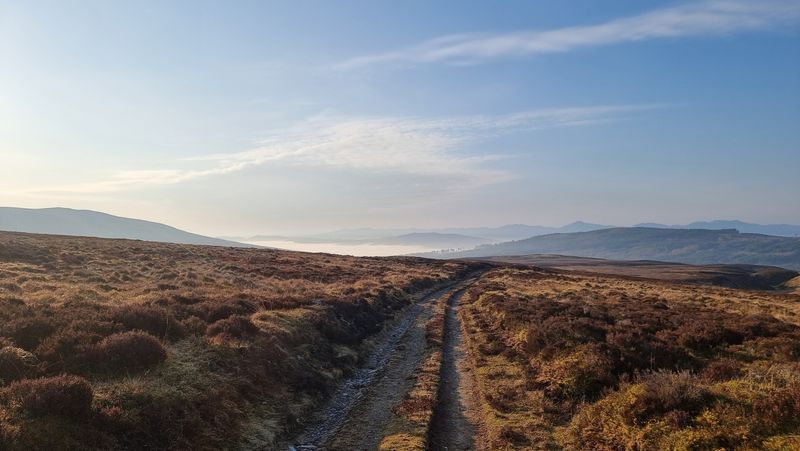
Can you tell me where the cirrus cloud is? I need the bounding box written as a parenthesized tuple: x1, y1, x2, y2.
(336, 0, 800, 69)
(26, 104, 662, 195)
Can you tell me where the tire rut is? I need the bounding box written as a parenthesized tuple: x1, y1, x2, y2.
(285, 276, 475, 451)
(428, 285, 487, 451)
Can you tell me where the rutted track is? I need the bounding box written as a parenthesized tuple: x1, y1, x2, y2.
(286, 275, 478, 450)
(428, 285, 487, 450)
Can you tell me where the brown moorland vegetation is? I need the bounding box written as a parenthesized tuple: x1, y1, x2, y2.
(459, 267, 800, 450)
(4, 229, 799, 450)
(477, 254, 798, 290)
(0, 231, 476, 450)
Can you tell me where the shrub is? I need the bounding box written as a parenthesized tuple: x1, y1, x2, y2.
(606, 328, 693, 374)
(556, 386, 638, 450)
(630, 371, 710, 422)
(112, 304, 186, 340)
(92, 331, 167, 373)
(753, 386, 800, 433)
(498, 425, 531, 446)
(1, 375, 93, 417)
(3, 317, 56, 350)
(199, 299, 255, 322)
(102, 385, 244, 450)
(675, 322, 729, 351)
(559, 374, 710, 450)
(36, 328, 103, 374)
(0, 417, 118, 451)
(701, 359, 742, 382)
(322, 301, 387, 344)
(749, 336, 800, 361)
(0, 346, 39, 384)
(181, 316, 207, 336)
(533, 344, 614, 403)
(206, 315, 259, 341)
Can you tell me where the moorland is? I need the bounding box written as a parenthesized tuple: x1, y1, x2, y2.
(477, 254, 797, 290)
(0, 231, 475, 449)
(1, 230, 799, 450)
(459, 267, 800, 449)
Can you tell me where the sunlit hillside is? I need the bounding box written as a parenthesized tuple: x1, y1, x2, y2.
(0, 231, 475, 449)
(459, 267, 800, 449)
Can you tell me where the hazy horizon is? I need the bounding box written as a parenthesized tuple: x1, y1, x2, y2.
(7, 205, 800, 239)
(2, 1, 799, 237)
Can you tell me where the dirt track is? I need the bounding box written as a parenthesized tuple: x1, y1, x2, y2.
(286, 276, 478, 450)
(428, 286, 486, 450)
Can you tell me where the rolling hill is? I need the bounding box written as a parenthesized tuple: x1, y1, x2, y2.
(636, 220, 800, 237)
(477, 254, 798, 290)
(0, 207, 251, 247)
(421, 227, 800, 269)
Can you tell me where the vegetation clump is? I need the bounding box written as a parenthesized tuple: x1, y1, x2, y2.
(92, 331, 167, 373)
(0, 345, 38, 384)
(206, 315, 260, 342)
(112, 304, 187, 340)
(1, 375, 93, 418)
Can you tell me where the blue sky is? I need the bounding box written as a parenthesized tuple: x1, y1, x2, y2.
(1, 0, 798, 235)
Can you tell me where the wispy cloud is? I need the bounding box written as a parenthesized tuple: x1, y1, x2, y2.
(31, 104, 660, 195)
(336, 0, 800, 69)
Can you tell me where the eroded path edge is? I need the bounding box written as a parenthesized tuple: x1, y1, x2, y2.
(428, 283, 487, 451)
(286, 275, 478, 450)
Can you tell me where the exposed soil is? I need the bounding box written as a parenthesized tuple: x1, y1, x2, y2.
(286, 277, 476, 450)
(428, 286, 487, 451)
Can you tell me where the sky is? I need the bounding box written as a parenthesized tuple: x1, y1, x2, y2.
(1, 0, 799, 236)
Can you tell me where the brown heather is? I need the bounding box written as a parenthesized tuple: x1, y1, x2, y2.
(3, 229, 799, 450)
(458, 267, 800, 450)
(0, 231, 473, 450)
(1, 375, 93, 418)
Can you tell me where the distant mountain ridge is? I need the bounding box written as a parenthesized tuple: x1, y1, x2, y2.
(430, 221, 612, 241)
(419, 227, 800, 270)
(0, 207, 252, 247)
(636, 220, 800, 237)
(231, 220, 800, 245)
(227, 220, 800, 255)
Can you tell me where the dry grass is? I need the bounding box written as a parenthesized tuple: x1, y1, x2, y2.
(459, 267, 800, 450)
(379, 288, 454, 450)
(0, 231, 474, 450)
(787, 275, 800, 294)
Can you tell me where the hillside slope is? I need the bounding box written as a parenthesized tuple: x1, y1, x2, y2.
(0, 207, 250, 247)
(479, 254, 798, 289)
(637, 220, 800, 237)
(0, 231, 476, 450)
(423, 227, 800, 269)
(457, 267, 800, 449)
